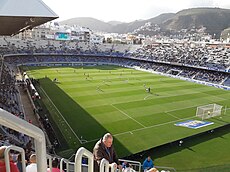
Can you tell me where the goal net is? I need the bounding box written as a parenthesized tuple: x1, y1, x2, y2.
(196, 104, 223, 120)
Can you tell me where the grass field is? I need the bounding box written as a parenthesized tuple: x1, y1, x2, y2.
(24, 65, 230, 169)
(146, 124, 230, 171)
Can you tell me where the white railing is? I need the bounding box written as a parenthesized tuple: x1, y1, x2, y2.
(60, 158, 70, 172)
(155, 165, 177, 172)
(4, 145, 26, 172)
(110, 162, 117, 172)
(0, 108, 47, 172)
(100, 158, 109, 172)
(0, 108, 176, 172)
(46, 154, 53, 171)
(119, 158, 142, 172)
(75, 147, 94, 172)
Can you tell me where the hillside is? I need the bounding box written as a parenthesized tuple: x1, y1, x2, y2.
(60, 17, 112, 32)
(60, 8, 230, 37)
(162, 8, 230, 37)
(60, 13, 174, 33)
(111, 13, 174, 33)
(147, 13, 175, 24)
(107, 21, 124, 26)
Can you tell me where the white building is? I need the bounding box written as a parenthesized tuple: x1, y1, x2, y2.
(70, 26, 91, 42)
(90, 33, 104, 44)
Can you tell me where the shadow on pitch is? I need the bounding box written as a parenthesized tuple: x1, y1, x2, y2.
(37, 77, 131, 157)
(125, 124, 230, 161)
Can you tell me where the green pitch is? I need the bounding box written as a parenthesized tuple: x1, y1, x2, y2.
(25, 65, 230, 160)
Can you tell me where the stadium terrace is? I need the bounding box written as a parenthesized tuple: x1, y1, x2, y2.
(1, 1, 230, 172)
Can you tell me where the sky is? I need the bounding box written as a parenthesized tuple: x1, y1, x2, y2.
(42, 0, 230, 22)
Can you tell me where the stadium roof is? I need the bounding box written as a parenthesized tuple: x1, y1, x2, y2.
(0, 0, 58, 36)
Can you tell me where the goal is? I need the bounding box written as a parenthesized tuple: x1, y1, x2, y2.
(196, 104, 223, 120)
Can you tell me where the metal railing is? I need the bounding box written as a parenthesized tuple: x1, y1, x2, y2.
(60, 158, 70, 172)
(4, 145, 26, 172)
(0, 108, 176, 172)
(119, 158, 142, 172)
(154, 165, 177, 172)
(75, 147, 94, 172)
(100, 158, 110, 172)
(0, 108, 47, 171)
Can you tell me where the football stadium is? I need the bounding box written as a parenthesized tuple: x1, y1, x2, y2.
(0, 0, 230, 172)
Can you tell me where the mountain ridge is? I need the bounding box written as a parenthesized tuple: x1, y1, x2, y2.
(60, 8, 230, 36)
(162, 7, 230, 37)
(60, 13, 175, 33)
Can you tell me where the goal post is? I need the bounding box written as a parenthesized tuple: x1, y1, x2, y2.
(196, 104, 223, 120)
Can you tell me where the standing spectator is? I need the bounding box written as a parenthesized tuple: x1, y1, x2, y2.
(26, 154, 37, 172)
(26, 140, 32, 153)
(16, 154, 23, 172)
(0, 146, 19, 172)
(47, 158, 63, 172)
(143, 156, 154, 172)
(93, 133, 122, 172)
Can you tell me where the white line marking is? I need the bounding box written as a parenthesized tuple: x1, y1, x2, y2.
(26, 67, 230, 146)
(144, 95, 153, 100)
(110, 104, 146, 128)
(39, 86, 230, 145)
(40, 87, 82, 144)
(165, 111, 181, 120)
(84, 87, 226, 108)
(83, 115, 198, 144)
(83, 138, 99, 143)
(83, 105, 230, 144)
(165, 103, 205, 113)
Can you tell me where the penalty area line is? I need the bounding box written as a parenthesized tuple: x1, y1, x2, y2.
(113, 115, 198, 138)
(84, 115, 198, 144)
(164, 111, 181, 120)
(110, 104, 146, 128)
(82, 107, 230, 144)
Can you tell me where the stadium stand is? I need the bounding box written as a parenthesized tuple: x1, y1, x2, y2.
(2, 37, 230, 72)
(1, 0, 230, 171)
(0, 37, 229, 172)
(131, 44, 230, 70)
(3, 52, 230, 88)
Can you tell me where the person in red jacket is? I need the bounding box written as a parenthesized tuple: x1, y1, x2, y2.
(0, 146, 19, 172)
